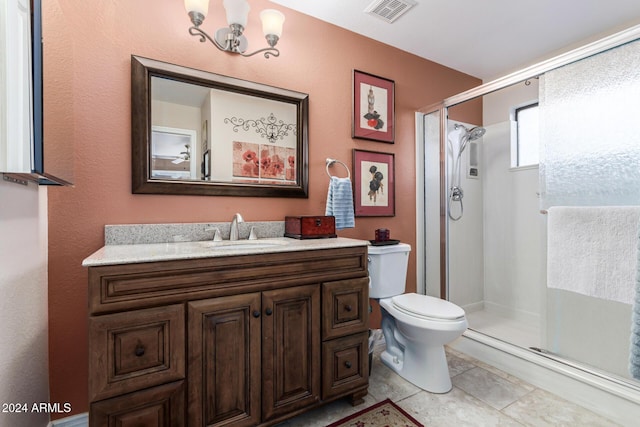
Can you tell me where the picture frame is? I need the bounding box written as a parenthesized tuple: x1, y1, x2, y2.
(352, 70, 395, 143)
(202, 149, 211, 179)
(353, 149, 395, 217)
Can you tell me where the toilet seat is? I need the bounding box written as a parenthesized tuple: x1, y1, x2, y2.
(391, 293, 465, 321)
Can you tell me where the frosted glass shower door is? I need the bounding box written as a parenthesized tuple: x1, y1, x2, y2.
(540, 39, 640, 382)
(539, 39, 640, 209)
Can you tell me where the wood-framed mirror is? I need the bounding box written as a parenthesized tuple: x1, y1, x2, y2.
(131, 55, 309, 197)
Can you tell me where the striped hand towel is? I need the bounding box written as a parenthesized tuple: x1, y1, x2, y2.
(325, 176, 355, 230)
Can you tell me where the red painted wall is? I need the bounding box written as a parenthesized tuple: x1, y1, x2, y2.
(44, 0, 480, 416)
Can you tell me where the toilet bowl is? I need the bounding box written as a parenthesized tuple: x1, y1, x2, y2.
(368, 243, 467, 393)
(379, 293, 467, 393)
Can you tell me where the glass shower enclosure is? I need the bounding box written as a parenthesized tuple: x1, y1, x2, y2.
(417, 29, 640, 397)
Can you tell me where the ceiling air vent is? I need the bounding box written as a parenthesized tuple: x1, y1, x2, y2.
(365, 0, 417, 24)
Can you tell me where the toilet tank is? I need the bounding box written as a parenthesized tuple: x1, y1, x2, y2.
(368, 243, 411, 299)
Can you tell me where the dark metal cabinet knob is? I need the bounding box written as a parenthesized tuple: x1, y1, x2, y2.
(253, 310, 261, 318)
(134, 344, 145, 357)
(344, 361, 352, 369)
(344, 304, 352, 312)
(265, 308, 273, 316)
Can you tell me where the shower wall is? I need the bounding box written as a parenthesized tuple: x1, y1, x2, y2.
(448, 81, 544, 343)
(448, 80, 543, 314)
(447, 120, 485, 308)
(482, 82, 544, 333)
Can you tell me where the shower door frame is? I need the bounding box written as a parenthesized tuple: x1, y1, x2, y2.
(416, 23, 640, 305)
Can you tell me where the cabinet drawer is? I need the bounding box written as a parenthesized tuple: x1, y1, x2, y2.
(322, 278, 369, 340)
(89, 304, 185, 401)
(321, 332, 369, 400)
(90, 380, 185, 427)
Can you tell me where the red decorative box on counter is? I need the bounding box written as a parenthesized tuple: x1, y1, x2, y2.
(284, 216, 337, 239)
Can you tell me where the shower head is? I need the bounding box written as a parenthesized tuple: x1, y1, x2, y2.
(453, 124, 486, 158)
(466, 126, 486, 141)
(454, 123, 486, 142)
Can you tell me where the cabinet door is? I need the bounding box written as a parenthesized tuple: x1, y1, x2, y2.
(90, 381, 185, 427)
(188, 293, 261, 427)
(262, 285, 321, 421)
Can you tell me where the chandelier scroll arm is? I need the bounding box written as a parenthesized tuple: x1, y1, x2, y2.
(188, 26, 227, 52)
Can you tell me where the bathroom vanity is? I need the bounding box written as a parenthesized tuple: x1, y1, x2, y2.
(83, 235, 369, 426)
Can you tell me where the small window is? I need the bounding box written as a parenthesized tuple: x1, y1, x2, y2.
(514, 103, 539, 167)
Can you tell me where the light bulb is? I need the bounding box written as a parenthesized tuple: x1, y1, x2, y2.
(260, 9, 285, 38)
(184, 0, 209, 18)
(223, 0, 250, 28)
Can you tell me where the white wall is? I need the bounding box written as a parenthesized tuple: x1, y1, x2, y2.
(477, 81, 543, 325)
(0, 178, 50, 427)
(481, 120, 543, 324)
(447, 120, 485, 308)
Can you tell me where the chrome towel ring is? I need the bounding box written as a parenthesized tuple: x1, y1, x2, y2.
(325, 158, 351, 179)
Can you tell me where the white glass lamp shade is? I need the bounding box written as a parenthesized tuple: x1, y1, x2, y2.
(184, 0, 209, 17)
(223, 0, 250, 28)
(260, 9, 285, 38)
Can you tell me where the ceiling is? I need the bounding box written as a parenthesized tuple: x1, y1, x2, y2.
(270, 0, 640, 80)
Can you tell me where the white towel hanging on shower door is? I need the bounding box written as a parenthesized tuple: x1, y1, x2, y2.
(546, 206, 640, 305)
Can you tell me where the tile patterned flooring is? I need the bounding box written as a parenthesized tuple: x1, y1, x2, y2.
(277, 344, 621, 427)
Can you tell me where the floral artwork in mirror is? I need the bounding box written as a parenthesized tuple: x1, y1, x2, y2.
(131, 55, 309, 197)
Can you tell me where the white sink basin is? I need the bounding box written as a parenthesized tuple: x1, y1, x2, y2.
(199, 239, 289, 250)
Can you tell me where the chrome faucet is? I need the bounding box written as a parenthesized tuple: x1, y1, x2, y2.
(230, 213, 244, 241)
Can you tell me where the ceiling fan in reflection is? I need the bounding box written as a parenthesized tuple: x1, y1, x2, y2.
(171, 145, 191, 164)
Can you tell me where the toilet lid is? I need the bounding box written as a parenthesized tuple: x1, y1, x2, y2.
(392, 293, 465, 320)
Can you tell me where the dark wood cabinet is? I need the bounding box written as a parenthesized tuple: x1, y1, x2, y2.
(187, 293, 261, 427)
(87, 246, 368, 426)
(320, 278, 370, 404)
(262, 285, 320, 421)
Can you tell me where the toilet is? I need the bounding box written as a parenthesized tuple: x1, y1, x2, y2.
(368, 243, 467, 393)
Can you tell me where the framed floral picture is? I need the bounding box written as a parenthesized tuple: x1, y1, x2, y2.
(352, 70, 395, 143)
(353, 149, 395, 216)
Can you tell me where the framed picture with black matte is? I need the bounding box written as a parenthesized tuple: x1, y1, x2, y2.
(352, 70, 395, 143)
(353, 149, 395, 216)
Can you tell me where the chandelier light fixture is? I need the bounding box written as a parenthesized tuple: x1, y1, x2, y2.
(184, 0, 285, 58)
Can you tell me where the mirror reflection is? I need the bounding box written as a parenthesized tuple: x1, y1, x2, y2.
(151, 126, 197, 180)
(132, 56, 309, 197)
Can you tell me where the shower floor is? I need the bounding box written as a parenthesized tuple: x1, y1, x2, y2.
(465, 307, 541, 349)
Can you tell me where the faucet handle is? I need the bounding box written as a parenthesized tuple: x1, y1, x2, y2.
(205, 227, 223, 241)
(248, 226, 258, 240)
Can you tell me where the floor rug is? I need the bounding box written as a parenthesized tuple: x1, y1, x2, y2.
(326, 398, 424, 427)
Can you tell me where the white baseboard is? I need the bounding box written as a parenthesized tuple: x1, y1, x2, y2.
(450, 331, 640, 427)
(48, 412, 88, 427)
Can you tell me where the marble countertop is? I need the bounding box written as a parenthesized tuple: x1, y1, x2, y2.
(82, 237, 369, 267)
